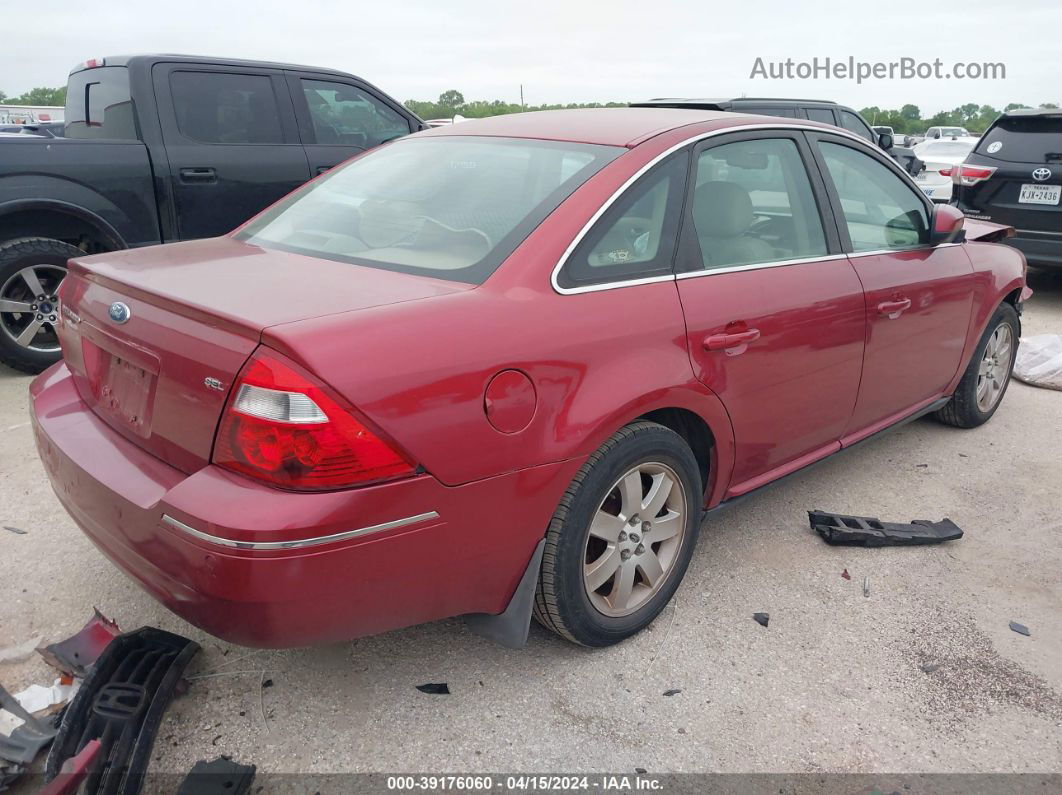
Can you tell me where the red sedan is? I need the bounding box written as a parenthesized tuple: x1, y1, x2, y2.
(31, 109, 1028, 648)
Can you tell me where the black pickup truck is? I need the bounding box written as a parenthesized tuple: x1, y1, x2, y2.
(0, 54, 423, 372)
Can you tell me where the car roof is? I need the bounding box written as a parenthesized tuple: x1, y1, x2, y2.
(634, 97, 838, 109)
(1003, 107, 1062, 118)
(414, 107, 799, 147)
(70, 53, 366, 81)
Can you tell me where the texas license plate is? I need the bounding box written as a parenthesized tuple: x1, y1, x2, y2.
(1018, 183, 1061, 205)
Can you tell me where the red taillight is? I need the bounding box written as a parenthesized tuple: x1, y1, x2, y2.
(951, 164, 997, 186)
(939, 167, 953, 176)
(213, 350, 416, 490)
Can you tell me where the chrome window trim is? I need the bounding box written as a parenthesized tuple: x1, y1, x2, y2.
(674, 253, 849, 280)
(161, 511, 440, 550)
(550, 122, 934, 295)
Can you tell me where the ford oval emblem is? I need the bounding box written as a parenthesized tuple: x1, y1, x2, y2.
(108, 301, 131, 324)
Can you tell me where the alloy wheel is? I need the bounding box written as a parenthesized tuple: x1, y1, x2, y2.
(975, 323, 1013, 412)
(0, 264, 66, 353)
(582, 462, 687, 617)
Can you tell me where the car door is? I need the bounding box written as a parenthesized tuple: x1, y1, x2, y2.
(674, 131, 866, 496)
(807, 132, 974, 439)
(287, 74, 415, 175)
(152, 64, 311, 239)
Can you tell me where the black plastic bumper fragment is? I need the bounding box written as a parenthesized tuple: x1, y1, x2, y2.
(176, 756, 256, 795)
(44, 627, 199, 795)
(809, 510, 964, 547)
(0, 683, 58, 766)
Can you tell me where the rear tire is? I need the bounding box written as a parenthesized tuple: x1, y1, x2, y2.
(0, 237, 78, 374)
(533, 421, 701, 647)
(934, 302, 1019, 428)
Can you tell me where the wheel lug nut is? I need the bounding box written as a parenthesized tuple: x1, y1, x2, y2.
(31, 304, 38, 311)
(36, 314, 43, 320)
(642, 521, 651, 532)
(629, 532, 640, 543)
(618, 531, 627, 542)
(620, 549, 632, 561)
(635, 544, 645, 555)
(628, 515, 639, 526)
(49, 315, 56, 322)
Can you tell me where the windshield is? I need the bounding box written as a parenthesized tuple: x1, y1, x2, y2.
(934, 127, 969, 137)
(237, 136, 624, 284)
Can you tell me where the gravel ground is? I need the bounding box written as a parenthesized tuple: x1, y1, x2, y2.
(1, 267, 1060, 779)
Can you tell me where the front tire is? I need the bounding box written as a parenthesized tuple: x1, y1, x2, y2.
(0, 237, 78, 373)
(935, 302, 1019, 428)
(533, 421, 701, 647)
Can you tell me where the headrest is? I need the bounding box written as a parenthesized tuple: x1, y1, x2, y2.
(694, 181, 754, 238)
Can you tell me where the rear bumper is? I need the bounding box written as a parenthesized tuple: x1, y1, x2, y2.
(32, 363, 582, 647)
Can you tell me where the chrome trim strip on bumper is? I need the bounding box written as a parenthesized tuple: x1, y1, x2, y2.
(161, 511, 440, 550)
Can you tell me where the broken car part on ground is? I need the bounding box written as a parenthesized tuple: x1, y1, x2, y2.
(808, 510, 964, 547)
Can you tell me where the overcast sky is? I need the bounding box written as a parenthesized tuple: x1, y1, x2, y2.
(2, 0, 1058, 114)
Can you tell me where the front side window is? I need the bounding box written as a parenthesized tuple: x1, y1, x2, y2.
(558, 152, 688, 288)
(690, 138, 827, 270)
(839, 111, 874, 142)
(818, 141, 928, 251)
(170, 71, 283, 144)
(238, 136, 622, 284)
(301, 79, 411, 148)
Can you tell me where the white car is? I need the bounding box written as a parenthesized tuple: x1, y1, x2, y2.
(912, 138, 979, 202)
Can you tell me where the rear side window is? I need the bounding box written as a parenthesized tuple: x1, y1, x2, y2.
(818, 142, 928, 251)
(559, 153, 689, 288)
(977, 116, 1062, 163)
(301, 79, 411, 148)
(65, 67, 138, 140)
(838, 111, 874, 142)
(170, 71, 284, 144)
(742, 107, 799, 119)
(805, 108, 836, 124)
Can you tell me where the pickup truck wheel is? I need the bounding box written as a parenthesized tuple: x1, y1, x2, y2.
(934, 302, 1019, 428)
(0, 238, 78, 373)
(533, 421, 701, 647)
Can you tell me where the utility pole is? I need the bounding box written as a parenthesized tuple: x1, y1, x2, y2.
(520, 84, 525, 109)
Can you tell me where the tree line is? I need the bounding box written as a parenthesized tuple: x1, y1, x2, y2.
(0, 86, 67, 106)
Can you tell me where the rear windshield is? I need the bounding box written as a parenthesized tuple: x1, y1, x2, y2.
(237, 136, 623, 284)
(65, 67, 138, 140)
(919, 142, 975, 157)
(976, 116, 1062, 163)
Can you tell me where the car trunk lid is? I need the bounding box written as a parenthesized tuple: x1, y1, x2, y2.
(57, 237, 470, 473)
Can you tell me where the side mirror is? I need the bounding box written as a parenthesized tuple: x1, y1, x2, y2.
(878, 132, 894, 150)
(931, 204, 965, 245)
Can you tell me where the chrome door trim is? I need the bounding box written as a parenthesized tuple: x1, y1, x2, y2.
(161, 511, 440, 550)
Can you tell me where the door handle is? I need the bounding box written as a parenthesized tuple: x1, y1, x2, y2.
(877, 297, 912, 318)
(703, 328, 761, 351)
(178, 167, 217, 184)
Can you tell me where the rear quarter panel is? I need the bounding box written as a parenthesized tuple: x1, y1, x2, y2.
(262, 281, 735, 494)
